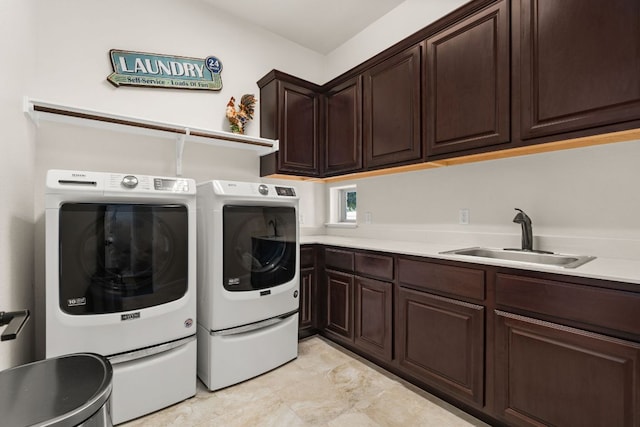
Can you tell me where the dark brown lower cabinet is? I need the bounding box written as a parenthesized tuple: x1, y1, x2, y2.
(494, 310, 640, 427)
(396, 286, 485, 407)
(299, 246, 317, 338)
(354, 277, 393, 362)
(299, 266, 315, 335)
(325, 269, 354, 341)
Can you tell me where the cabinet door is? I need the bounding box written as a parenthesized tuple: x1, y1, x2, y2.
(324, 77, 363, 175)
(363, 45, 422, 168)
(425, 0, 510, 157)
(299, 267, 315, 333)
(396, 287, 484, 407)
(354, 277, 393, 362)
(494, 311, 640, 427)
(514, 0, 640, 140)
(278, 81, 320, 174)
(325, 269, 354, 340)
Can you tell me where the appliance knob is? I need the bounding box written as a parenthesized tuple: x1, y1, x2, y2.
(122, 175, 139, 188)
(258, 184, 269, 195)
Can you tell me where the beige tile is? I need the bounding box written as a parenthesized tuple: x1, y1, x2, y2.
(294, 338, 354, 375)
(327, 411, 382, 427)
(198, 395, 306, 427)
(278, 372, 353, 424)
(326, 359, 398, 410)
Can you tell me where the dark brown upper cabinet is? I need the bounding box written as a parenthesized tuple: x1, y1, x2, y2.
(258, 71, 321, 177)
(324, 77, 363, 176)
(424, 0, 510, 158)
(513, 0, 640, 141)
(363, 44, 423, 169)
(260, 0, 640, 179)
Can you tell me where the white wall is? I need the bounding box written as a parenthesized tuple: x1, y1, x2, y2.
(323, 0, 468, 81)
(33, 0, 325, 135)
(326, 140, 640, 259)
(0, 0, 37, 369)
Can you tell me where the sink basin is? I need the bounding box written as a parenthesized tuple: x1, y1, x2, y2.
(440, 247, 596, 269)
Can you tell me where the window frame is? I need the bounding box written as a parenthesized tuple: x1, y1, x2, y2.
(339, 187, 357, 223)
(328, 184, 357, 227)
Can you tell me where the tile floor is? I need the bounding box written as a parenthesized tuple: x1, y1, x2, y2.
(122, 336, 490, 426)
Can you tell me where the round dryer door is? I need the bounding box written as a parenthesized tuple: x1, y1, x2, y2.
(222, 205, 297, 291)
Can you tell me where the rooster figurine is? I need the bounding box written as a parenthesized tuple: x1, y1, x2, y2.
(226, 94, 257, 134)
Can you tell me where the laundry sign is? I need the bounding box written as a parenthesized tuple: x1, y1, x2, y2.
(107, 49, 223, 91)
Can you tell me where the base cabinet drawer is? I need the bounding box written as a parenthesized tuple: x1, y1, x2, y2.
(354, 252, 394, 281)
(496, 272, 640, 339)
(494, 311, 640, 427)
(396, 287, 485, 407)
(325, 248, 355, 272)
(398, 257, 485, 302)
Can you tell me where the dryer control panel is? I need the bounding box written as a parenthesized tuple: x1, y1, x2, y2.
(209, 180, 298, 200)
(275, 186, 296, 197)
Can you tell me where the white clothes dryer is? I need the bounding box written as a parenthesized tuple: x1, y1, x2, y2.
(196, 180, 299, 391)
(45, 170, 197, 425)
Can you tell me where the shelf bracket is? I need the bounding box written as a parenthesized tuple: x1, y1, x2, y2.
(176, 129, 188, 177)
(24, 96, 40, 127)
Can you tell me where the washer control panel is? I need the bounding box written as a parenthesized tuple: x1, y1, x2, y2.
(46, 170, 196, 196)
(154, 178, 190, 192)
(121, 175, 139, 188)
(108, 174, 191, 192)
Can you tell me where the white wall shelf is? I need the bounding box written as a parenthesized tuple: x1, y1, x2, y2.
(24, 97, 278, 176)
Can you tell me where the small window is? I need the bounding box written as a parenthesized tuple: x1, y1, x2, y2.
(328, 185, 357, 227)
(340, 187, 357, 222)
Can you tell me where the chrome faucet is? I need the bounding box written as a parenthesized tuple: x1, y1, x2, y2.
(513, 208, 533, 251)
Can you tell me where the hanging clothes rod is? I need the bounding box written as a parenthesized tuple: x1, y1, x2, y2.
(25, 98, 278, 151)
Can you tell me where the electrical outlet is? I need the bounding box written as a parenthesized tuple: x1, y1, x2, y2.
(459, 209, 470, 225)
(365, 212, 372, 224)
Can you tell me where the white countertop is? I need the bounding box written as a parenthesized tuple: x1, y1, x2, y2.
(301, 235, 640, 286)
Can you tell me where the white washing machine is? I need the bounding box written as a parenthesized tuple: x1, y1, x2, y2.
(196, 180, 299, 391)
(45, 169, 197, 425)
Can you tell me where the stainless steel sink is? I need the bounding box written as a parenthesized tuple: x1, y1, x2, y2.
(440, 247, 596, 269)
